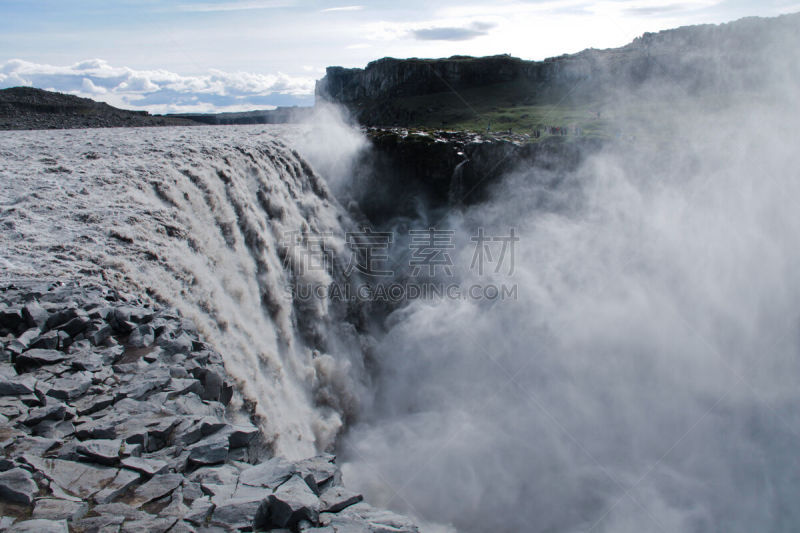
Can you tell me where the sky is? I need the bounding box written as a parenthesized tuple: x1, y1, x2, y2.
(1, 0, 798, 113)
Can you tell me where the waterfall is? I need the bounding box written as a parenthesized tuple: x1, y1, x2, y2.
(0, 125, 366, 459)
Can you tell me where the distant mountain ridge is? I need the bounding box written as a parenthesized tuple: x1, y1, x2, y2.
(0, 87, 313, 130)
(315, 12, 800, 126)
(0, 87, 196, 130)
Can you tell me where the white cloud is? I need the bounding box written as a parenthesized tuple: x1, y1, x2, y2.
(321, 5, 363, 12)
(0, 58, 316, 113)
(81, 78, 107, 95)
(174, 1, 293, 12)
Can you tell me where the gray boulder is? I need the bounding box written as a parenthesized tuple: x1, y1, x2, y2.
(188, 435, 229, 467)
(31, 498, 89, 521)
(121, 456, 169, 476)
(320, 486, 363, 513)
(15, 348, 67, 369)
(129, 473, 183, 507)
(46, 373, 93, 401)
(22, 302, 49, 329)
(93, 468, 140, 504)
(239, 456, 294, 489)
(0, 375, 36, 396)
(255, 474, 321, 530)
(0, 467, 38, 505)
(77, 438, 122, 466)
(7, 519, 68, 533)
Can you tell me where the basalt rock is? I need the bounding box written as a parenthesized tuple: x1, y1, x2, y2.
(0, 281, 419, 532)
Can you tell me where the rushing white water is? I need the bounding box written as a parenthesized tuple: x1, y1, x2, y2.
(0, 124, 366, 459)
(2, 85, 800, 533)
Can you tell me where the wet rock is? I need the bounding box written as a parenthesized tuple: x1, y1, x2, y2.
(228, 423, 259, 449)
(84, 322, 113, 346)
(15, 348, 67, 370)
(296, 454, 338, 487)
(71, 514, 124, 532)
(319, 486, 363, 513)
(22, 301, 49, 329)
(22, 456, 118, 500)
(7, 518, 68, 533)
(158, 331, 193, 356)
(129, 473, 183, 507)
(46, 373, 93, 401)
(0, 285, 419, 532)
(31, 419, 75, 440)
(119, 516, 178, 533)
(184, 496, 215, 525)
(121, 456, 169, 476)
(128, 325, 155, 348)
(0, 375, 36, 396)
(9, 436, 59, 457)
(0, 467, 38, 505)
(255, 474, 321, 530)
(77, 439, 122, 466)
(92, 502, 151, 520)
(29, 330, 60, 350)
(164, 378, 203, 400)
(211, 495, 265, 530)
(0, 307, 24, 333)
(117, 373, 170, 401)
(45, 308, 79, 330)
(188, 463, 240, 487)
(56, 316, 90, 337)
(72, 393, 115, 416)
(188, 435, 229, 466)
(93, 468, 140, 504)
(31, 497, 89, 521)
(75, 413, 123, 440)
(22, 401, 67, 426)
(239, 456, 295, 489)
(332, 503, 420, 533)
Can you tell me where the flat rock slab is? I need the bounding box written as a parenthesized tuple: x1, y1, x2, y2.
(228, 423, 259, 448)
(46, 374, 93, 401)
(119, 516, 178, 533)
(0, 467, 38, 505)
(239, 456, 294, 489)
(334, 503, 420, 533)
(23, 456, 119, 500)
(77, 438, 122, 466)
(7, 519, 68, 533)
(0, 376, 36, 396)
(15, 349, 67, 369)
(188, 435, 229, 466)
(129, 473, 183, 507)
(188, 463, 241, 487)
(21, 402, 67, 426)
(320, 486, 363, 514)
(211, 496, 266, 530)
(296, 454, 338, 486)
(93, 468, 141, 504)
(256, 474, 321, 530)
(31, 498, 89, 521)
(121, 456, 169, 476)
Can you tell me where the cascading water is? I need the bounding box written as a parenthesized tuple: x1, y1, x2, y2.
(0, 125, 368, 459)
(3, 83, 800, 533)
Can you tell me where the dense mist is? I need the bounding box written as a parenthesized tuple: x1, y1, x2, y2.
(316, 59, 800, 533)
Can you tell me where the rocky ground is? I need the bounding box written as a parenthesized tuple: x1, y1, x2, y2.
(0, 280, 418, 532)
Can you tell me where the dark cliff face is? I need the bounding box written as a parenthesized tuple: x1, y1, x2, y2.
(316, 12, 800, 125)
(350, 129, 601, 224)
